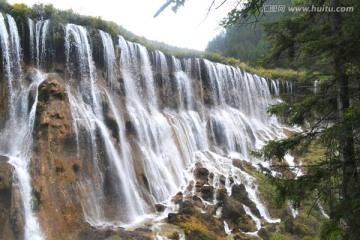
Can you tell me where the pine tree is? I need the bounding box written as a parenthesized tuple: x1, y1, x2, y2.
(257, 0, 360, 238)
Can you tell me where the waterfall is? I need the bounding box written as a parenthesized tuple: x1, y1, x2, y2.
(0, 14, 12, 93)
(65, 24, 102, 117)
(65, 24, 149, 224)
(0, 14, 44, 240)
(0, 14, 293, 238)
(35, 19, 49, 67)
(28, 18, 35, 63)
(99, 30, 117, 86)
(118, 35, 185, 204)
(28, 18, 50, 67)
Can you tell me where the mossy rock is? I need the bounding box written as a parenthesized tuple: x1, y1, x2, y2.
(179, 200, 196, 215)
(175, 216, 222, 240)
(231, 184, 261, 218)
(258, 227, 271, 240)
(193, 166, 210, 181)
(201, 185, 214, 201)
(168, 212, 225, 240)
(37, 77, 66, 103)
(233, 233, 260, 240)
(222, 194, 246, 223)
(237, 214, 257, 232)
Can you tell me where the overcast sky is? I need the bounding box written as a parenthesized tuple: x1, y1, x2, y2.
(7, 0, 233, 50)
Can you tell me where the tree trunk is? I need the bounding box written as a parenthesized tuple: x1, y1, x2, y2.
(331, 0, 358, 237)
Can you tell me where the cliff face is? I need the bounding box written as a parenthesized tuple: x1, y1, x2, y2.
(0, 13, 294, 240)
(31, 75, 81, 239)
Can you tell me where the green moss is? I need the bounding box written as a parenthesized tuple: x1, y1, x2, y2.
(38, 82, 53, 102)
(176, 216, 218, 240)
(270, 232, 295, 240)
(109, 234, 121, 239)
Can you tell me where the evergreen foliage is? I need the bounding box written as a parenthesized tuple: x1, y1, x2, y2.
(206, 0, 292, 64)
(257, 0, 360, 238)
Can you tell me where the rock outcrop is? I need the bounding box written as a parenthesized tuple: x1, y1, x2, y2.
(0, 156, 25, 240)
(31, 74, 83, 239)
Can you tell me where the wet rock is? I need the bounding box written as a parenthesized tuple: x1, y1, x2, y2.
(238, 214, 257, 232)
(204, 204, 217, 215)
(168, 231, 180, 240)
(193, 167, 209, 181)
(231, 184, 261, 218)
(216, 187, 227, 201)
(0, 155, 8, 162)
(195, 180, 205, 190)
(0, 161, 24, 240)
(125, 119, 137, 136)
(219, 175, 226, 185)
(258, 227, 271, 240)
(135, 227, 152, 234)
(229, 176, 235, 184)
(168, 213, 178, 224)
(32, 75, 86, 239)
(179, 200, 196, 215)
(280, 208, 294, 234)
(171, 192, 183, 204)
(192, 195, 205, 208)
(79, 224, 152, 240)
(233, 233, 260, 240)
(284, 217, 294, 234)
(0, 160, 12, 190)
(195, 162, 203, 168)
(233, 159, 255, 172)
(155, 204, 166, 212)
(103, 107, 119, 142)
(233, 159, 245, 171)
(201, 185, 214, 201)
(222, 195, 246, 223)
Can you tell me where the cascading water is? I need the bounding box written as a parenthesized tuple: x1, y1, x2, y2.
(0, 14, 44, 240)
(0, 13, 297, 239)
(28, 18, 49, 68)
(99, 30, 117, 86)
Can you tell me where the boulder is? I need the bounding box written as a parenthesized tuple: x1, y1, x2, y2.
(238, 214, 257, 232)
(192, 195, 205, 208)
(155, 204, 166, 212)
(222, 195, 246, 223)
(167, 213, 178, 224)
(258, 227, 271, 240)
(219, 175, 226, 185)
(171, 192, 183, 204)
(0, 161, 24, 240)
(201, 185, 214, 201)
(193, 167, 209, 181)
(179, 200, 196, 215)
(231, 184, 261, 218)
(0, 159, 12, 190)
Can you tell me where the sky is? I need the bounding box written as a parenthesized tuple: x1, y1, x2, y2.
(7, 0, 233, 51)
